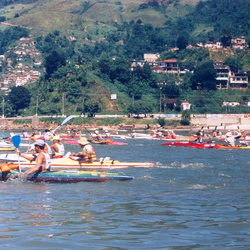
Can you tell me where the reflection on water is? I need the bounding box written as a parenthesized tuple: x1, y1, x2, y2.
(0, 135, 250, 248)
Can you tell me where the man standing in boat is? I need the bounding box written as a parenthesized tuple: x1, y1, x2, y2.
(71, 137, 97, 163)
(17, 139, 51, 176)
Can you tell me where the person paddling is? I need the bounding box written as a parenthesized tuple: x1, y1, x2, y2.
(71, 137, 96, 163)
(16, 139, 51, 176)
(50, 135, 65, 158)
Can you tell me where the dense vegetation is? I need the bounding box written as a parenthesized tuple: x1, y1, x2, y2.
(0, 0, 250, 117)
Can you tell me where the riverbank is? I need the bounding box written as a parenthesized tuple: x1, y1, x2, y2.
(1, 116, 250, 133)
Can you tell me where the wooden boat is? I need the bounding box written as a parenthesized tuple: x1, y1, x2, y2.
(0, 156, 155, 169)
(0, 169, 134, 182)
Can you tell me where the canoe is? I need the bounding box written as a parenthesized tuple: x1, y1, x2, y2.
(2, 156, 155, 170)
(0, 147, 15, 151)
(1, 169, 134, 182)
(90, 139, 128, 145)
(162, 141, 217, 148)
(162, 141, 250, 149)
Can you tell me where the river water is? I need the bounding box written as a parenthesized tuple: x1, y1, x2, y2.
(1, 132, 250, 249)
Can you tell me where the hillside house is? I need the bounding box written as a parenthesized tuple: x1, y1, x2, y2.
(229, 71, 248, 90)
(180, 100, 191, 111)
(157, 59, 179, 74)
(222, 102, 240, 107)
(214, 63, 230, 89)
(231, 37, 246, 49)
(144, 53, 160, 62)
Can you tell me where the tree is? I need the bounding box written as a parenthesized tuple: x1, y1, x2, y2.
(181, 110, 191, 125)
(45, 50, 66, 79)
(176, 36, 188, 50)
(83, 100, 101, 117)
(127, 100, 154, 117)
(190, 61, 217, 90)
(8, 86, 31, 114)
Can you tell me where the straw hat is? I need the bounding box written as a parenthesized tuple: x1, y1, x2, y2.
(52, 135, 61, 141)
(78, 137, 90, 145)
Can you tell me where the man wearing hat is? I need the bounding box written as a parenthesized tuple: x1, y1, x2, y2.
(71, 137, 96, 163)
(17, 139, 51, 176)
(50, 135, 65, 158)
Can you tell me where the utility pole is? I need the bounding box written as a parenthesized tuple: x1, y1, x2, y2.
(2, 97, 4, 118)
(62, 92, 65, 116)
(35, 96, 38, 116)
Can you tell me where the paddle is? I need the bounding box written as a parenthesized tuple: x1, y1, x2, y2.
(12, 135, 21, 173)
(52, 115, 74, 133)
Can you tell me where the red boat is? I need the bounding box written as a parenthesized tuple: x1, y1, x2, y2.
(162, 141, 250, 149)
(162, 141, 217, 148)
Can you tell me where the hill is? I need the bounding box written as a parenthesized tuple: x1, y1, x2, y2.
(0, 0, 201, 41)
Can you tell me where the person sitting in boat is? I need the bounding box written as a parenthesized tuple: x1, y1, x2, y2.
(104, 130, 111, 139)
(50, 135, 65, 158)
(156, 130, 163, 138)
(168, 130, 177, 139)
(195, 130, 202, 143)
(225, 131, 236, 147)
(27, 137, 53, 158)
(71, 137, 96, 163)
(91, 130, 102, 142)
(17, 139, 51, 176)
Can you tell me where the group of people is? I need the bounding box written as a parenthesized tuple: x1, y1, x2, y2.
(194, 126, 246, 147)
(16, 132, 97, 177)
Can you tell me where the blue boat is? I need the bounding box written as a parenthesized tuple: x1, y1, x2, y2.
(1, 170, 134, 183)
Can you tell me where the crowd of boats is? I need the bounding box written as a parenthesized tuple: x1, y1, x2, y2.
(0, 125, 249, 183)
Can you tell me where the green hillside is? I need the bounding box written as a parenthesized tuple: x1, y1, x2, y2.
(0, 0, 250, 118)
(0, 0, 201, 40)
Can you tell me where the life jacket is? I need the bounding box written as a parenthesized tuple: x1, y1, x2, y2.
(54, 143, 65, 156)
(40, 152, 51, 171)
(83, 145, 96, 163)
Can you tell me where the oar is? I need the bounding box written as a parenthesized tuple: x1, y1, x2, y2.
(52, 115, 74, 133)
(12, 135, 21, 173)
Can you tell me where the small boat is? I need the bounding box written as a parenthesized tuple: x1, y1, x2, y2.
(162, 141, 250, 149)
(0, 156, 155, 169)
(1, 169, 134, 182)
(0, 147, 15, 151)
(90, 139, 128, 145)
(162, 141, 217, 148)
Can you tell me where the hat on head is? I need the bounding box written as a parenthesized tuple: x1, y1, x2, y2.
(105, 130, 108, 133)
(53, 135, 61, 141)
(95, 130, 99, 134)
(34, 139, 45, 147)
(78, 137, 89, 145)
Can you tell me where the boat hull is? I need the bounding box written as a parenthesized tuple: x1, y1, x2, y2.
(1, 170, 134, 182)
(4, 157, 155, 170)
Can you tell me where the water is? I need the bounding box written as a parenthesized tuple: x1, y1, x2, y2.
(1, 133, 250, 249)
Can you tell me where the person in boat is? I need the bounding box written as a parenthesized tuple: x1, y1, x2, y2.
(225, 131, 236, 147)
(156, 130, 163, 138)
(71, 137, 97, 163)
(27, 136, 53, 158)
(195, 130, 202, 143)
(104, 130, 111, 139)
(50, 135, 65, 158)
(16, 139, 51, 176)
(44, 129, 53, 140)
(91, 130, 102, 142)
(168, 130, 177, 139)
